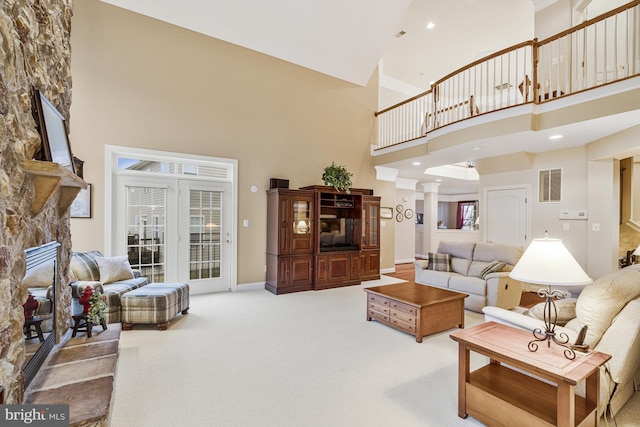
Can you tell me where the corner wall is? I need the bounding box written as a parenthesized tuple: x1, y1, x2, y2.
(69, 0, 393, 284)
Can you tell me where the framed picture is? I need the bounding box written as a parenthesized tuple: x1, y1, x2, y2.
(33, 89, 76, 174)
(380, 207, 393, 219)
(71, 184, 91, 218)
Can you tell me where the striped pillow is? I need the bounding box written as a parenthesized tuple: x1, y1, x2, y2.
(70, 251, 104, 281)
(428, 252, 452, 272)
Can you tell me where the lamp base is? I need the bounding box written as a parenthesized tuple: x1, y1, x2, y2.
(529, 288, 576, 360)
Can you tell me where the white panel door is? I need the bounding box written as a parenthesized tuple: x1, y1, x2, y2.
(486, 187, 528, 247)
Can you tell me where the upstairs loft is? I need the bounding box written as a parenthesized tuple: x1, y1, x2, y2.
(372, 1, 640, 172)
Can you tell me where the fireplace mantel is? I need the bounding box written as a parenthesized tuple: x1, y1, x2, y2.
(21, 160, 87, 215)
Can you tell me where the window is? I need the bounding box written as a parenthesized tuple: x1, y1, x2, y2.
(539, 169, 562, 202)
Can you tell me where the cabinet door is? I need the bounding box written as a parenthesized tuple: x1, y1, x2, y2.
(327, 253, 352, 282)
(290, 195, 314, 254)
(289, 256, 314, 287)
(360, 250, 380, 280)
(277, 195, 292, 254)
(362, 197, 380, 250)
(315, 255, 329, 287)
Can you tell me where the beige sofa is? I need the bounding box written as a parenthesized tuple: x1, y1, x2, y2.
(483, 264, 640, 416)
(414, 241, 524, 312)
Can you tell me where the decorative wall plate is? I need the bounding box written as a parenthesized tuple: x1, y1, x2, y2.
(396, 212, 404, 222)
(404, 209, 414, 219)
(396, 204, 404, 212)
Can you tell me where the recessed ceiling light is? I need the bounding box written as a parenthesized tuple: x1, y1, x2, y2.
(549, 134, 564, 140)
(412, 161, 421, 166)
(472, 146, 482, 151)
(426, 22, 435, 30)
(436, 179, 442, 182)
(395, 30, 406, 38)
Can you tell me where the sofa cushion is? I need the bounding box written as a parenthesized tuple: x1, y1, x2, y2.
(450, 257, 471, 276)
(527, 298, 577, 326)
(438, 241, 475, 259)
(449, 275, 485, 296)
(97, 256, 135, 284)
(473, 242, 523, 265)
(480, 261, 505, 279)
(416, 269, 453, 288)
(575, 266, 640, 348)
(23, 260, 54, 287)
(70, 251, 104, 281)
(428, 253, 451, 272)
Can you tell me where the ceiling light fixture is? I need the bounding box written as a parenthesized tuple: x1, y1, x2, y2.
(412, 161, 421, 166)
(549, 134, 564, 140)
(472, 146, 482, 151)
(426, 22, 435, 30)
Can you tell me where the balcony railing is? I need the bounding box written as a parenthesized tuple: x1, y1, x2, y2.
(375, 0, 640, 150)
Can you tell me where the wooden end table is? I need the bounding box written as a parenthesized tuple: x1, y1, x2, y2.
(365, 282, 468, 343)
(450, 322, 611, 427)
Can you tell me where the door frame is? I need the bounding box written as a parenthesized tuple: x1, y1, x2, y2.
(105, 145, 238, 292)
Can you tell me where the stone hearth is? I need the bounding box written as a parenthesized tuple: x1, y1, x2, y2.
(24, 325, 121, 427)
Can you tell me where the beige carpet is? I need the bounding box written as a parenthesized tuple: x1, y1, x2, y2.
(111, 276, 640, 426)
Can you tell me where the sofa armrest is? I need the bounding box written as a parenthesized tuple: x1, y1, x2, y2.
(593, 297, 640, 385)
(414, 260, 429, 270)
(70, 280, 104, 298)
(482, 306, 579, 343)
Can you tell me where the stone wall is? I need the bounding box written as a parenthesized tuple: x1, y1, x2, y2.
(0, 0, 74, 403)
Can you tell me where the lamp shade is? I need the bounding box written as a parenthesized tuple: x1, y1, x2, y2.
(509, 237, 592, 286)
(633, 245, 640, 256)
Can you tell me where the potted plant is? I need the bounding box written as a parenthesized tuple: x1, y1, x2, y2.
(322, 162, 353, 194)
(87, 291, 107, 324)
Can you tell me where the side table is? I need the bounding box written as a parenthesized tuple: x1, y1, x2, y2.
(450, 322, 611, 427)
(24, 317, 45, 342)
(72, 313, 107, 338)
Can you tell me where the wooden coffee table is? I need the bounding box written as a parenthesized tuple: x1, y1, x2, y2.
(365, 282, 468, 342)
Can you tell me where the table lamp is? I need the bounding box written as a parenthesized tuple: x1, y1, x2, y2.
(509, 233, 592, 359)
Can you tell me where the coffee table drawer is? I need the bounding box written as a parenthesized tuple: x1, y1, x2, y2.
(368, 301, 389, 315)
(389, 316, 415, 334)
(389, 300, 416, 316)
(368, 309, 389, 323)
(390, 308, 415, 324)
(368, 294, 390, 308)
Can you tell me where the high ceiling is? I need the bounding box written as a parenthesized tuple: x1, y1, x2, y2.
(99, 0, 638, 194)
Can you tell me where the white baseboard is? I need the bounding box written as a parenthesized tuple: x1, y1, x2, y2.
(236, 282, 266, 291)
(395, 258, 415, 264)
(380, 267, 396, 274)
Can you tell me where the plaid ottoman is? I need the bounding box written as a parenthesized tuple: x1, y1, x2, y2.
(120, 282, 189, 330)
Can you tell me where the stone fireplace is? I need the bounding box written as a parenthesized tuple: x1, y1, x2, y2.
(0, 0, 80, 403)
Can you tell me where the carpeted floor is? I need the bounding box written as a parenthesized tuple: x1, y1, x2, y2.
(111, 276, 640, 427)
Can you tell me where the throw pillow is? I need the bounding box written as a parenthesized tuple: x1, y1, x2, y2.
(428, 252, 452, 272)
(70, 251, 103, 281)
(23, 260, 54, 287)
(527, 297, 577, 326)
(96, 256, 135, 284)
(480, 260, 505, 279)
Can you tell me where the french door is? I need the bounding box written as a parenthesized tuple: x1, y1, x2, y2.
(178, 179, 231, 293)
(113, 175, 232, 294)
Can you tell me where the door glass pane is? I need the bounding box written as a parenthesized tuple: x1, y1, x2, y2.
(126, 186, 166, 282)
(369, 205, 379, 246)
(292, 199, 311, 234)
(190, 190, 222, 280)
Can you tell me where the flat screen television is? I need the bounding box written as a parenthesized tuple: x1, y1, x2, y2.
(32, 89, 75, 174)
(319, 218, 357, 252)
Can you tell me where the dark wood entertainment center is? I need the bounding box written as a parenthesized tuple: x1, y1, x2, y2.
(266, 185, 380, 294)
